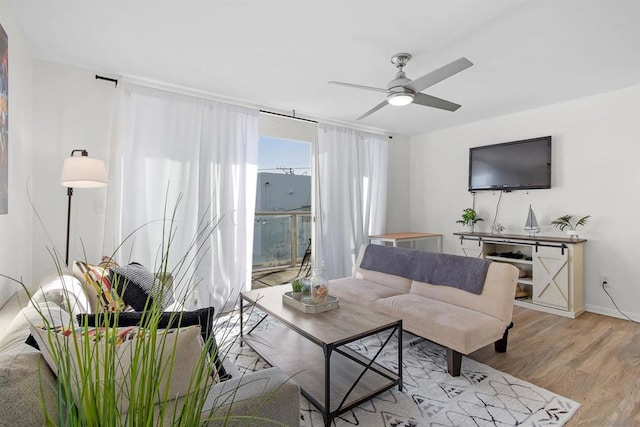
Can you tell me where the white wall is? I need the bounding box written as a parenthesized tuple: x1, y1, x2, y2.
(409, 84, 640, 319)
(31, 60, 116, 282)
(0, 5, 34, 308)
(386, 134, 410, 232)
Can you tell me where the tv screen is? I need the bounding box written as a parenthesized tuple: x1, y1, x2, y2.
(468, 136, 552, 191)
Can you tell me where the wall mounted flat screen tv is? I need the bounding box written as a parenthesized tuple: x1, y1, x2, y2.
(468, 136, 552, 191)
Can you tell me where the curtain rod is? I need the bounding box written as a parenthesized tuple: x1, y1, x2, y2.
(95, 74, 118, 87)
(259, 109, 394, 140)
(259, 109, 317, 124)
(104, 73, 393, 138)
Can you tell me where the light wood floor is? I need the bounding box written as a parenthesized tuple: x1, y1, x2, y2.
(249, 271, 640, 424)
(470, 306, 640, 426)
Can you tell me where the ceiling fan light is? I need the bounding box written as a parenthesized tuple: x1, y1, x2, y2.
(387, 92, 414, 106)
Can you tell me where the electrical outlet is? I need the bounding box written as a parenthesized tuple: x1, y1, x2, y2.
(600, 274, 610, 288)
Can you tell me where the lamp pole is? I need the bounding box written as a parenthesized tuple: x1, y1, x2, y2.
(65, 186, 73, 266)
(61, 149, 106, 266)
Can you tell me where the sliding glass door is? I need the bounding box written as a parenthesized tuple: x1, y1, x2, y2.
(253, 113, 315, 276)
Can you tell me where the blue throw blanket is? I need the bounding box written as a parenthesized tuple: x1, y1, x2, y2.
(359, 244, 490, 295)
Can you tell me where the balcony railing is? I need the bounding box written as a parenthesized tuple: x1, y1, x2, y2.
(252, 211, 311, 270)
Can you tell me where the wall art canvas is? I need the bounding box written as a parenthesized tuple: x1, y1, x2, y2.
(0, 23, 6, 214)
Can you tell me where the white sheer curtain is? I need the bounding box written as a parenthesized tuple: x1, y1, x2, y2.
(104, 83, 259, 311)
(316, 123, 388, 279)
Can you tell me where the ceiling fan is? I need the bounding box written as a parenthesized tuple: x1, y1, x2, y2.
(329, 53, 473, 120)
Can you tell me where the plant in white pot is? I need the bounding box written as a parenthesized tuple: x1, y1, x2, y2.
(550, 214, 591, 240)
(456, 208, 484, 233)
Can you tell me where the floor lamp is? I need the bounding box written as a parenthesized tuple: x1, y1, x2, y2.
(60, 149, 107, 266)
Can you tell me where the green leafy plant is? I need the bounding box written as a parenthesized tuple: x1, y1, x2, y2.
(291, 279, 303, 293)
(550, 214, 591, 231)
(456, 208, 484, 226)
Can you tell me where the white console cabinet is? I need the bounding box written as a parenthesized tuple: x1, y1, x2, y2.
(454, 232, 585, 318)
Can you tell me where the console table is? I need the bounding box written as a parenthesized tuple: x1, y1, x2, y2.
(454, 232, 586, 318)
(369, 232, 443, 252)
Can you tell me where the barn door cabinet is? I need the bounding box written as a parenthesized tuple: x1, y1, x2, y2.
(454, 232, 585, 318)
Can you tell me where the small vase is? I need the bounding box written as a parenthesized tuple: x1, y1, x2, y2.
(566, 230, 579, 240)
(490, 223, 504, 235)
(300, 278, 312, 303)
(309, 267, 329, 304)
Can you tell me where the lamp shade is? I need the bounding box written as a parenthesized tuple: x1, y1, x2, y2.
(60, 156, 107, 188)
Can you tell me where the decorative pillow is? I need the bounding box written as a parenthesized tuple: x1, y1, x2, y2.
(74, 261, 125, 312)
(30, 275, 91, 318)
(98, 255, 119, 269)
(71, 261, 100, 312)
(29, 324, 213, 414)
(110, 263, 175, 311)
(77, 307, 230, 380)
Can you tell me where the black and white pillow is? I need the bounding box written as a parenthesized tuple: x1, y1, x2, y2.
(110, 263, 175, 311)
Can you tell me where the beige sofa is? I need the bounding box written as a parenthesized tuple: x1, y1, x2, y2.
(330, 244, 518, 376)
(0, 274, 301, 426)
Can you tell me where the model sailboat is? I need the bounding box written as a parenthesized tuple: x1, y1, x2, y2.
(524, 205, 540, 237)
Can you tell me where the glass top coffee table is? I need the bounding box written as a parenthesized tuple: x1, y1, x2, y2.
(240, 284, 403, 427)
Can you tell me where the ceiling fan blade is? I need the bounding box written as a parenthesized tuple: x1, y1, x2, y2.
(413, 93, 461, 112)
(357, 100, 389, 120)
(329, 81, 388, 93)
(405, 57, 473, 93)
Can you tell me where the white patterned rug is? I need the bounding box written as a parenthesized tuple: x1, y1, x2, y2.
(217, 311, 580, 427)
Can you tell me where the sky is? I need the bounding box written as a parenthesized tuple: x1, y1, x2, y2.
(258, 136, 311, 175)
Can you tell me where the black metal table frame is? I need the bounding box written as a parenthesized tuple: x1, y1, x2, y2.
(240, 298, 403, 427)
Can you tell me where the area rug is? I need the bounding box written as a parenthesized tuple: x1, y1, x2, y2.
(217, 311, 580, 427)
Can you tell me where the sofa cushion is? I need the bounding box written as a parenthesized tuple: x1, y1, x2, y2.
(409, 261, 518, 323)
(374, 293, 507, 354)
(329, 276, 405, 305)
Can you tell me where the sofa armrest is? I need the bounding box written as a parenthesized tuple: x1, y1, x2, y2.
(201, 367, 300, 426)
(146, 367, 300, 425)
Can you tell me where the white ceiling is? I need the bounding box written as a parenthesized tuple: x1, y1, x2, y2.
(8, 0, 640, 136)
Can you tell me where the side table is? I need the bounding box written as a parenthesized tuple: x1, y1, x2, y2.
(369, 232, 443, 252)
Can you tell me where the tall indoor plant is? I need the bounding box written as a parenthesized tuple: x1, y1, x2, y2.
(11, 198, 287, 426)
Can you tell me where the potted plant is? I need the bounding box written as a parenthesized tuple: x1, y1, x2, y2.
(456, 208, 483, 233)
(291, 279, 303, 300)
(550, 214, 590, 240)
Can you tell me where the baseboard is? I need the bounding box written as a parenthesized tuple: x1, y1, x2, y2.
(585, 303, 640, 322)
